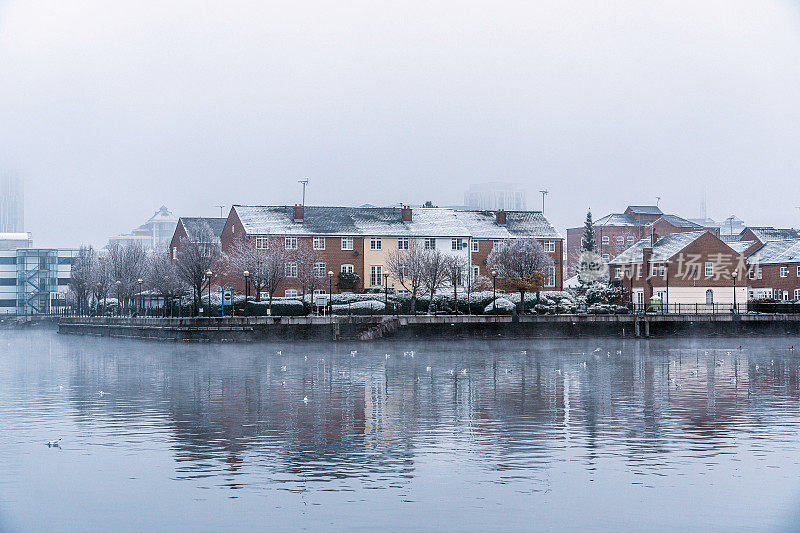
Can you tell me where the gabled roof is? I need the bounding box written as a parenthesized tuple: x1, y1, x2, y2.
(456, 210, 562, 239)
(626, 205, 663, 215)
(180, 217, 227, 241)
(748, 239, 800, 264)
(609, 231, 709, 264)
(728, 241, 756, 254)
(230, 206, 562, 239)
(741, 227, 800, 243)
(656, 214, 703, 229)
(594, 213, 645, 227)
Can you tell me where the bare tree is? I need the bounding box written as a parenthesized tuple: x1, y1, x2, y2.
(294, 240, 324, 302)
(487, 238, 554, 314)
(225, 236, 286, 310)
(69, 245, 95, 315)
(420, 248, 448, 314)
(147, 245, 184, 315)
(443, 254, 468, 314)
(174, 222, 221, 315)
(108, 242, 147, 314)
(91, 253, 113, 313)
(386, 240, 426, 314)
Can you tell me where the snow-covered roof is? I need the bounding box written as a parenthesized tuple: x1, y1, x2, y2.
(742, 227, 800, 243)
(658, 214, 703, 228)
(180, 217, 227, 241)
(594, 213, 644, 227)
(748, 239, 800, 264)
(626, 205, 663, 215)
(727, 241, 756, 254)
(232, 206, 562, 239)
(609, 231, 709, 264)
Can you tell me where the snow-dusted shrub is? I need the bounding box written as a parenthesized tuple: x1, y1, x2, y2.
(332, 299, 386, 315)
(484, 297, 515, 314)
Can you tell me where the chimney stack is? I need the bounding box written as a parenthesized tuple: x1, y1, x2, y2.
(651, 232, 658, 246)
(293, 204, 304, 223)
(401, 205, 412, 222)
(496, 209, 507, 226)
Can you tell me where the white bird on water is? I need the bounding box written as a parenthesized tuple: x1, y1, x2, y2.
(448, 369, 455, 375)
(277, 350, 282, 355)
(426, 366, 431, 372)
(97, 390, 106, 397)
(521, 350, 527, 355)
(304, 355, 308, 361)
(593, 348, 602, 353)
(385, 354, 390, 359)
(461, 369, 467, 375)
(350, 350, 357, 356)
(302, 396, 309, 404)
(46, 438, 61, 448)
(281, 366, 287, 372)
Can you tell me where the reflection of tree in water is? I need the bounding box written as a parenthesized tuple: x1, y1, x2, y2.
(57, 337, 800, 491)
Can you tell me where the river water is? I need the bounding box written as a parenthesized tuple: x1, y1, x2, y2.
(1, 330, 800, 532)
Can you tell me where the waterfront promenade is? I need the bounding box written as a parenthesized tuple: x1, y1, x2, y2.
(58, 313, 800, 342)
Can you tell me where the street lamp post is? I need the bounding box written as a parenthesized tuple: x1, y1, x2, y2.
(206, 270, 213, 317)
(383, 272, 390, 315)
(243, 270, 250, 304)
(732, 269, 738, 312)
(137, 278, 143, 316)
(491, 269, 498, 313)
(115, 280, 122, 315)
(328, 271, 334, 316)
(96, 282, 102, 315)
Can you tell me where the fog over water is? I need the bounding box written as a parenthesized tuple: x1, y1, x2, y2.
(2, 331, 800, 531)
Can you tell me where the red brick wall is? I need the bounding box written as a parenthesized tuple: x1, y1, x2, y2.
(748, 263, 800, 299)
(471, 238, 563, 291)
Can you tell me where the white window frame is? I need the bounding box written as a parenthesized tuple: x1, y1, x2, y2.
(794, 289, 800, 300)
(285, 237, 297, 250)
(542, 241, 555, 253)
(313, 237, 325, 250)
(601, 253, 610, 261)
(313, 262, 326, 278)
(472, 265, 479, 280)
(781, 266, 788, 278)
(616, 236, 624, 245)
(544, 266, 556, 287)
(340, 264, 354, 274)
(424, 238, 436, 250)
(370, 237, 382, 250)
(471, 240, 479, 252)
(397, 238, 409, 250)
(601, 235, 609, 245)
(627, 236, 634, 244)
(370, 265, 383, 287)
(284, 289, 298, 297)
(285, 262, 298, 277)
(451, 238, 463, 251)
(797, 266, 800, 277)
(171, 247, 177, 260)
(704, 262, 713, 277)
(341, 237, 354, 250)
(255, 236, 269, 249)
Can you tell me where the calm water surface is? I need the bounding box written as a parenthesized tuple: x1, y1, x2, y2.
(2, 330, 800, 532)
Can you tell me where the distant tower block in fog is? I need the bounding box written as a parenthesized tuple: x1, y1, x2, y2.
(465, 182, 527, 211)
(0, 175, 23, 232)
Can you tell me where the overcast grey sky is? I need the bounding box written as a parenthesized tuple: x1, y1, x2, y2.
(2, 0, 800, 247)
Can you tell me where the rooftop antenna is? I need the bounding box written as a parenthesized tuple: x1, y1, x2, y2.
(656, 196, 661, 207)
(215, 205, 225, 218)
(539, 190, 549, 214)
(298, 178, 309, 207)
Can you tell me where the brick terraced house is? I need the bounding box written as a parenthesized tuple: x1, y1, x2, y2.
(566, 205, 719, 277)
(746, 239, 800, 301)
(207, 204, 563, 298)
(609, 230, 748, 307)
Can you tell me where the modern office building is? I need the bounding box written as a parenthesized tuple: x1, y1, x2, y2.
(0, 248, 76, 314)
(464, 183, 527, 211)
(0, 175, 24, 233)
(108, 205, 178, 251)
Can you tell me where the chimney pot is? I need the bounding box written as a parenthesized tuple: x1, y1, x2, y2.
(496, 209, 507, 226)
(401, 205, 413, 222)
(293, 204, 304, 223)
